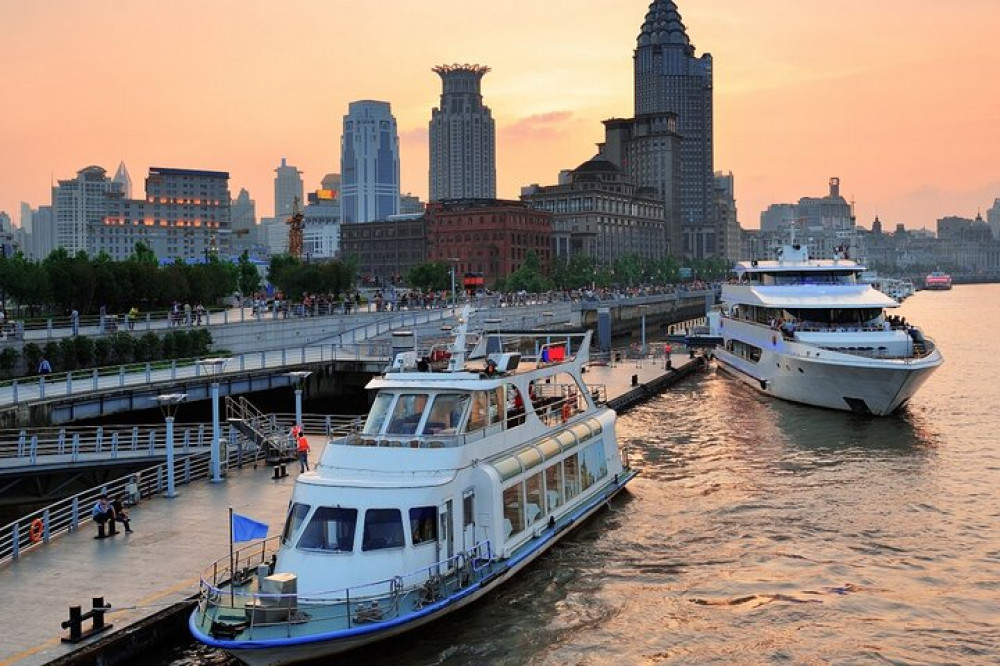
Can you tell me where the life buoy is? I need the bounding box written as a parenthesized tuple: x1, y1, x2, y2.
(28, 518, 43, 543)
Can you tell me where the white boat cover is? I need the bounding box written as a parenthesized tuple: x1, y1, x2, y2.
(726, 285, 898, 308)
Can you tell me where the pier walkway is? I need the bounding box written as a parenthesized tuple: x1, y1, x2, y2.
(0, 355, 697, 666)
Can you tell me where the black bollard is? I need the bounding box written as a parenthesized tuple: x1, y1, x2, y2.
(631, 374, 638, 386)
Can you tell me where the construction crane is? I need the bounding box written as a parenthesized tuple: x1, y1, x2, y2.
(286, 197, 304, 258)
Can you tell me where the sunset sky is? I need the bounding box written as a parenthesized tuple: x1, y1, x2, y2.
(1, 0, 998, 233)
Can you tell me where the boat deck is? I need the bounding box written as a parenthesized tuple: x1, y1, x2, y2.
(0, 356, 685, 666)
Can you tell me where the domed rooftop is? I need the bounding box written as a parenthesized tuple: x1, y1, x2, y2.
(572, 155, 622, 175)
(637, 0, 690, 47)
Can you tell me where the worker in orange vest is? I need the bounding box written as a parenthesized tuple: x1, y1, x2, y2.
(296, 433, 311, 473)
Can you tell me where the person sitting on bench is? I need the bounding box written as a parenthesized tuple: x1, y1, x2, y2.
(92, 494, 118, 538)
(111, 494, 133, 533)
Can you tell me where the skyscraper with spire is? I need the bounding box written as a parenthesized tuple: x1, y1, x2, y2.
(634, 0, 715, 258)
(429, 64, 496, 201)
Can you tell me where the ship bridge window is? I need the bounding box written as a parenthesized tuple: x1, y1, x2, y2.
(362, 393, 393, 435)
(386, 394, 429, 435)
(423, 393, 468, 435)
(281, 502, 310, 545)
(363, 509, 405, 551)
(298, 506, 357, 552)
(409, 506, 438, 545)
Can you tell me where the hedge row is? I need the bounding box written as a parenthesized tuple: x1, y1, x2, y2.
(1, 329, 213, 378)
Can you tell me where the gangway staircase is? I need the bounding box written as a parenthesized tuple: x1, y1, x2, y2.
(225, 396, 295, 464)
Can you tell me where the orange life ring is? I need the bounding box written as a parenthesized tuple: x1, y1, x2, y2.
(28, 518, 43, 543)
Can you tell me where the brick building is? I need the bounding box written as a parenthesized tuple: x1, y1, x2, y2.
(425, 199, 552, 284)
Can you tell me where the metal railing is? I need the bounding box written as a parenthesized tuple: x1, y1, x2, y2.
(197, 538, 495, 638)
(0, 413, 363, 566)
(0, 422, 212, 465)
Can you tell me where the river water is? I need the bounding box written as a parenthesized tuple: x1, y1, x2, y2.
(163, 285, 999, 665)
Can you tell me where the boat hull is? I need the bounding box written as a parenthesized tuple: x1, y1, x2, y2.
(714, 346, 941, 415)
(190, 472, 636, 666)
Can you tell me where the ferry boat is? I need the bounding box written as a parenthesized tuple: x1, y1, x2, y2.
(707, 244, 943, 415)
(189, 311, 636, 665)
(924, 271, 953, 290)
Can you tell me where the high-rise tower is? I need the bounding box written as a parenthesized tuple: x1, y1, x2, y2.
(274, 157, 303, 219)
(341, 100, 400, 224)
(429, 64, 496, 201)
(634, 1, 715, 258)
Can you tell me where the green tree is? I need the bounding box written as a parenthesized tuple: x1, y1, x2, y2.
(59, 337, 78, 371)
(504, 251, 550, 293)
(407, 261, 451, 292)
(237, 250, 261, 296)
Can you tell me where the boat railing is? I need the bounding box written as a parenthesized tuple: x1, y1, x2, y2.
(790, 335, 938, 362)
(197, 539, 496, 637)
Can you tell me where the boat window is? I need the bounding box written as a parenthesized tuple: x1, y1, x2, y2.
(281, 502, 310, 545)
(467, 391, 489, 432)
(564, 454, 581, 500)
(463, 493, 474, 528)
(502, 485, 524, 538)
(531, 373, 586, 426)
(544, 465, 563, 512)
(386, 394, 429, 435)
(423, 393, 467, 435)
(297, 506, 357, 552)
(363, 393, 393, 435)
(362, 509, 405, 551)
(580, 442, 608, 490)
(409, 507, 437, 545)
(505, 383, 526, 428)
(525, 473, 544, 526)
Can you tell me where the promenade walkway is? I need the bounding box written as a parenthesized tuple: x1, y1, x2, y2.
(0, 356, 688, 666)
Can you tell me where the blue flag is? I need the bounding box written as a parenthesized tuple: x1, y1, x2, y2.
(232, 512, 268, 542)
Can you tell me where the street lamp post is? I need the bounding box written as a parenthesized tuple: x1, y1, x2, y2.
(154, 393, 187, 498)
(285, 371, 313, 433)
(446, 257, 460, 308)
(639, 305, 648, 348)
(197, 357, 229, 483)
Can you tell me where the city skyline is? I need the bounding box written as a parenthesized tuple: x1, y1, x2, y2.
(1, 0, 997, 235)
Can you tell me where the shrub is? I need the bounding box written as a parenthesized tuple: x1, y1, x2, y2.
(59, 338, 77, 371)
(0, 348, 19, 377)
(22, 342, 42, 375)
(94, 338, 111, 366)
(44, 341, 61, 370)
(135, 331, 161, 362)
(173, 330, 194, 359)
(192, 329, 213, 356)
(110, 332, 135, 365)
(74, 336, 95, 368)
(160, 331, 177, 359)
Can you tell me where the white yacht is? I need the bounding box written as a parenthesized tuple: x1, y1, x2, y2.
(707, 244, 943, 415)
(190, 312, 635, 665)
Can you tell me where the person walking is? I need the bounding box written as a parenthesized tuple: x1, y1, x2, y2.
(38, 357, 52, 375)
(296, 432, 311, 473)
